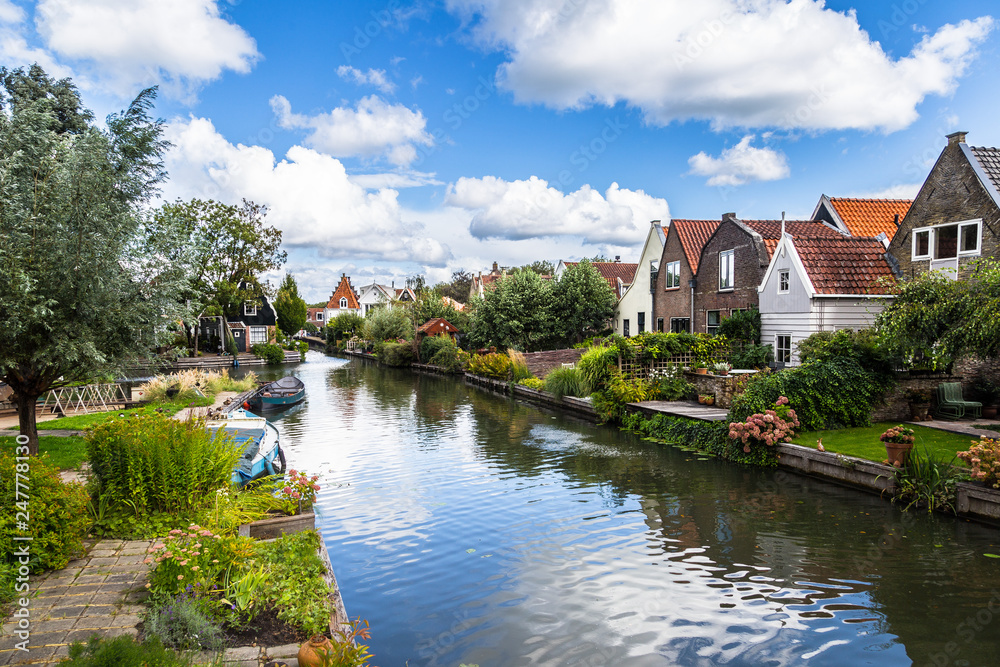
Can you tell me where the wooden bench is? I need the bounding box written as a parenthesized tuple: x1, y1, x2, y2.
(936, 382, 982, 420)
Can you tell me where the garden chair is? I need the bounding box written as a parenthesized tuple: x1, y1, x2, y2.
(935, 382, 982, 420)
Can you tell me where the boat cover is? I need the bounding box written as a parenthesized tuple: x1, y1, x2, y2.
(261, 376, 305, 397)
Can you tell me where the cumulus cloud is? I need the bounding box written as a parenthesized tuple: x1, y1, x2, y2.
(162, 116, 451, 266)
(445, 176, 668, 245)
(851, 183, 923, 199)
(336, 65, 396, 94)
(35, 0, 259, 98)
(0, 2, 73, 79)
(448, 0, 993, 132)
(270, 94, 433, 167)
(688, 135, 790, 187)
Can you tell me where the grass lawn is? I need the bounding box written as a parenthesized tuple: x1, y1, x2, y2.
(790, 422, 980, 464)
(0, 435, 87, 470)
(36, 398, 206, 431)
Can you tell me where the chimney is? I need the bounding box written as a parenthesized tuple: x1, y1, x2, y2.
(722, 212, 737, 222)
(492, 261, 499, 273)
(893, 213, 900, 226)
(946, 131, 967, 146)
(615, 255, 621, 263)
(650, 219, 661, 226)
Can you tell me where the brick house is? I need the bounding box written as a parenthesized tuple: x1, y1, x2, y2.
(690, 214, 842, 334)
(323, 274, 361, 321)
(887, 131, 1000, 280)
(653, 219, 719, 334)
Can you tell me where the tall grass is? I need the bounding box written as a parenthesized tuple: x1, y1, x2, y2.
(507, 350, 533, 382)
(139, 370, 258, 404)
(544, 366, 589, 399)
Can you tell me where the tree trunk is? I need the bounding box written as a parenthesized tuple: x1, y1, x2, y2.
(13, 391, 41, 457)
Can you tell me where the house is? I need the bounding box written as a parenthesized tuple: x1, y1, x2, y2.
(416, 317, 461, 341)
(653, 218, 720, 334)
(306, 307, 325, 328)
(469, 262, 505, 300)
(601, 222, 666, 336)
(689, 214, 843, 334)
(394, 287, 417, 303)
(887, 131, 1000, 280)
(323, 274, 361, 322)
(357, 282, 396, 315)
(759, 232, 896, 366)
(811, 196, 911, 239)
(441, 296, 466, 312)
(227, 291, 278, 353)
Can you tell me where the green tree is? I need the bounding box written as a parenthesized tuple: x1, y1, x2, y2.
(520, 260, 554, 275)
(407, 290, 470, 332)
(434, 269, 472, 304)
(874, 258, 1000, 368)
(550, 260, 616, 345)
(468, 269, 554, 351)
(274, 273, 307, 336)
(362, 307, 414, 342)
(327, 312, 365, 343)
(0, 68, 181, 454)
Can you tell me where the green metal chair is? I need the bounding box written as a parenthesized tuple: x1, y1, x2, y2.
(936, 382, 982, 420)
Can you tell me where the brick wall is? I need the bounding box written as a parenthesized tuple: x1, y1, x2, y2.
(687, 373, 740, 407)
(653, 228, 694, 330)
(521, 348, 587, 378)
(692, 219, 766, 333)
(871, 357, 1000, 421)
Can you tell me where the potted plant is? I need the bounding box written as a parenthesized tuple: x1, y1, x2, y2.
(880, 424, 916, 467)
(692, 362, 708, 375)
(712, 361, 732, 376)
(972, 377, 1000, 420)
(697, 394, 706, 404)
(904, 388, 932, 421)
(704, 394, 715, 406)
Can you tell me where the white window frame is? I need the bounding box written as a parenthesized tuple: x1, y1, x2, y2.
(244, 301, 257, 316)
(232, 330, 241, 338)
(706, 310, 721, 336)
(912, 227, 931, 260)
(719, 249, 734, 291)
(778, 269, 790, 294)
(339, 297, 348, 308)
(664, 260, 681, 289)
(316, 312, 324, 321)
(776, 334, 792, 364)
(911, 219, 982, 260)
(959, 219, 982, 255)
(248, 326, 268, 345)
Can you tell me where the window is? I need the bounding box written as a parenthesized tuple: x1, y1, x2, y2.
(664, 260, 681, 289)
(656, 317, 664, 332)
(232, 330, 241, 338)
(719, 250, 734, 290)
(778, 269, 790, 293)
(249, 326, 268, 345)
(776, 334, 792, 364)
(339, 297, 348, 308)
(623, 319, 630, 337)
(638, 312, 645, 334)
(912, 229, 931, 259)
(243, 301, 256, 316)
(670, 318, 690, 334)
(650, 260, 659, 293)
(911, 220, 981, 260)
(707, 311, 721, 336)
(960, 221, 981, 254)
(316, 312, 323, 321)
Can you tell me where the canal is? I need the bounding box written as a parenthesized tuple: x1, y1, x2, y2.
(252, 352, 1000, 666)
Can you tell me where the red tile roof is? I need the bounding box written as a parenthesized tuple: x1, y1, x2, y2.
(828, 198, 911, 238)
(793, 236, 896, 294)
(671, 219, 720, 274)
(561, 261, 638, 297)
(417, 317, 460, 335)
(326, 275, 360, 310)
(307, 307, 324, 322)
(742, 220, 843, 258)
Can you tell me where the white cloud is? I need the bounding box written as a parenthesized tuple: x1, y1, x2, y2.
(0, 0, 23, 23)
(162, 116, 451, 266)
(688, 135, 790, 187)
(851, 183, 922, 199)
(270, 94, 433, 167)
(35, 0, 259, 97)
(448, 0, 993, 132)
(336, 65, 396, 94)
(349, 171, 443, 190)
(445, 176, 668, 245)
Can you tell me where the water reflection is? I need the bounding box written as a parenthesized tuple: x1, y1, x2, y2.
(249, 353, 1000, 666)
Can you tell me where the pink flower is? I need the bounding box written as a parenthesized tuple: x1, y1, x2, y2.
(177, 575, 184, 580)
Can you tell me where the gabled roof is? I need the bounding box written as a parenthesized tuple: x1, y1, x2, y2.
(741, 220, 843, 258)
(441, 296, 465, 312)
(671, 219, 720, 274)
(395, 287, 416, 301)
(560, 261, 638, 296)
(814, 196, 911, 238)
(792, 235, 895, 295)
(307, 307, 324, 320)
(965, 145, 1000, 208)
(326, 274, 359, 309)
(417, 317, 460, 335)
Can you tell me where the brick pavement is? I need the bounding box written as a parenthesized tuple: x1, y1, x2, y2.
(0, 540, 152, 665)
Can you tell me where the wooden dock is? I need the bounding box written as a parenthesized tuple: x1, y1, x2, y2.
(626, 400, 729, 422)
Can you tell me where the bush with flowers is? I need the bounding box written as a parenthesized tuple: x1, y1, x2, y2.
(957, 437, 1000, 489)
(879, 425, 916, 445)
(728, 396, 800, 452)
(144, 524, 256, 605)
(277, 469, 321, 515)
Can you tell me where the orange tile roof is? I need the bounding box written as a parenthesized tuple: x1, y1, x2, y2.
(828, 198, 911, 238)
(671, 219, 720, 275)
(417, 317, 460, 335)
(561, 261, 638, 297)
(742, 220, 842, 258)
(793, 236, 896, 294)
(325, 275, 359, 309)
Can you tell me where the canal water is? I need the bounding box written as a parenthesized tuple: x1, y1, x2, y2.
(252, 352, 1000, 666)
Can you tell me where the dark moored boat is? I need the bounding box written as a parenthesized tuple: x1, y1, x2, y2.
(248, 376, 305, 411)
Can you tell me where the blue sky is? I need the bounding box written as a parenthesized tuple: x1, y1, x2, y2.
(2, 0, 997, 302)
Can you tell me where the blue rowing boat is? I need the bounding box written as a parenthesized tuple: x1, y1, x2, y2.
(247, 376, 305, 411)
(208, 408, 285, 485)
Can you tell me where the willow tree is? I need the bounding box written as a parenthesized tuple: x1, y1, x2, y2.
(0, 66, 182, 455)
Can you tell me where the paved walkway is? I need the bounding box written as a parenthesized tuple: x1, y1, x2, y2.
(0, 540, 152, 665)
(0, 430, 84, 438)
(906, 418, 1000, 440)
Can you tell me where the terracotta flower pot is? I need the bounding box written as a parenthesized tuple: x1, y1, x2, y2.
(298, 635, 334, 667)
(695, 367, 708, 375)
(908, 402, 931, 421)
(885, 442, 913, 467)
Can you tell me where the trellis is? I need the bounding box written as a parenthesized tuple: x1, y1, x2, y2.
(618, 347, 729, 380)
(41, 383, 129, 415)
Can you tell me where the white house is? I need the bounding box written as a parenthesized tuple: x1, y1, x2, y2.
(758, 231, 895, 366)
(614, 220, 667, 335)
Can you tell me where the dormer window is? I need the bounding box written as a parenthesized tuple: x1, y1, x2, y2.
(244, 301, 256, 316)
(778, 269, 790, 294)
(340, 297, 348, 308)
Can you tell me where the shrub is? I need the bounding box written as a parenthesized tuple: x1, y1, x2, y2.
(143, 595, 226, 651)
(518, 377, 545, 391)
(577, 345, 618, 392)
(728, 396, 800, 450)
(730, 342, 773, 370)
(507, 350, 533, 382)
(251, 343, 285, 365)
(362, 307, 414, 342)
(796, 328, 895, 377)
(377, 341, 414, 367)
(420, 334, 452, 363)
(957, 437, 1000, 489)
(544, 366, 588, 399)
(145, 524, 256, 601)
(256, 531, 332, 636)
(467, 352, 512, 379)
(0, 449, 89, 602)
(717, 307, 761, 343)
(592, 371, 649, 424)
(623, 413, 774, 466)
(87, 414, 242, 520)
(428, 340, 468, 373)
(647, 364, 694, 400)
(64, 635, 192, 667)
(728, 357, 893, 431)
